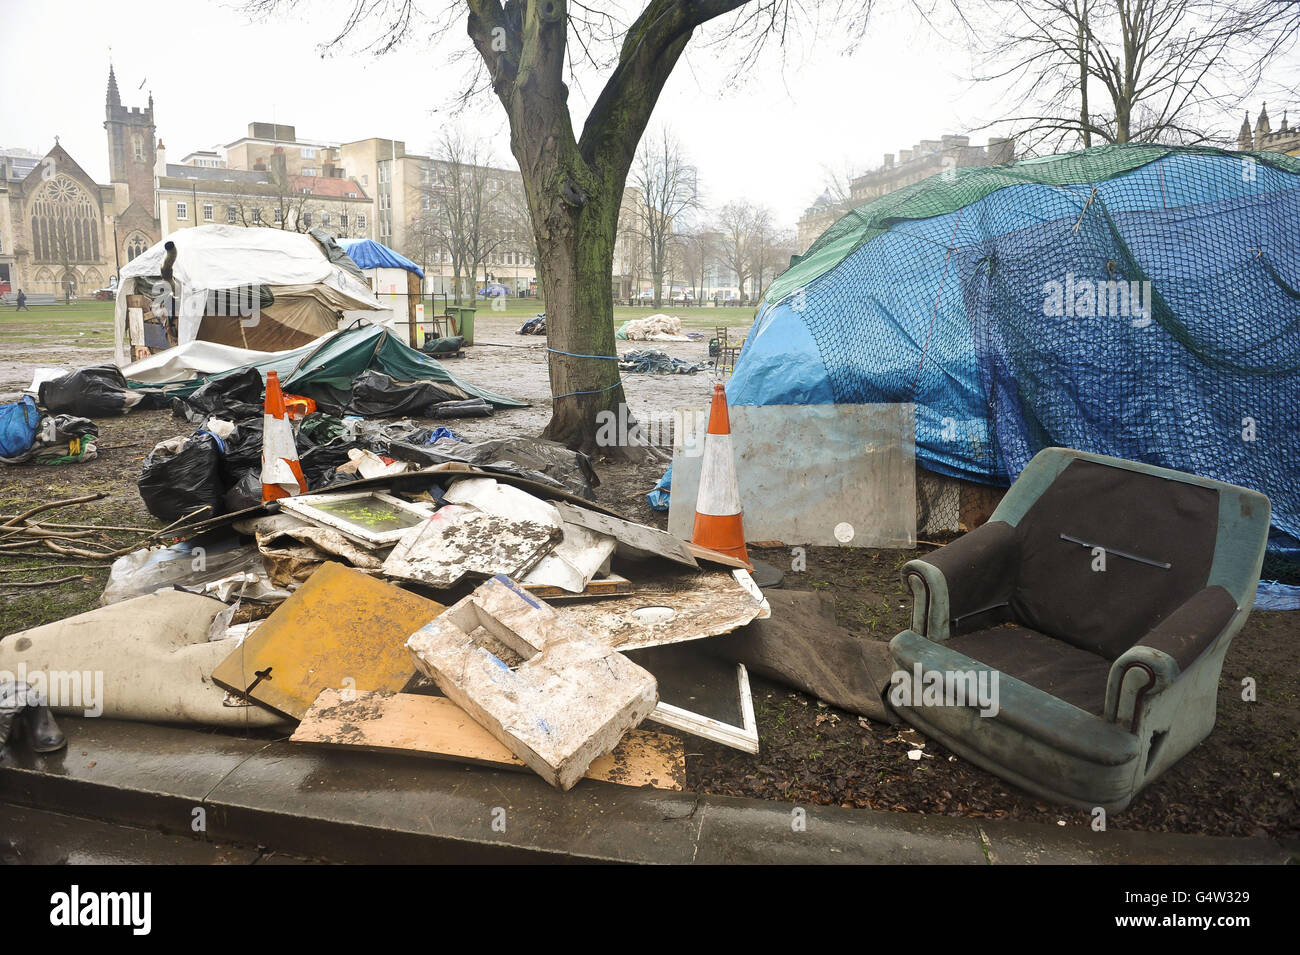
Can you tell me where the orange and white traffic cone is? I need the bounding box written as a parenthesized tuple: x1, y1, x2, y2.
(261, 370, 308, 502)
(691, 383, 749, 566)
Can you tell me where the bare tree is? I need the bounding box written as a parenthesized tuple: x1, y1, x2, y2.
(628, 128, 699, 309)
(245, 0, 867, 453)
(418, 130, 534, 305)
(750, 220, 796, 301)
(226, 169, 360, 235)
(716, 199, 764, 301)
(970, 0, 1300, 152)
(674, 227, 715, 305)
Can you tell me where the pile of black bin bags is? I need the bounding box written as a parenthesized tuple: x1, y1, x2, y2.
(136, 368, 598, 523)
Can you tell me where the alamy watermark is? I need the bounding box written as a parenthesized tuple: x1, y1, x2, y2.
(150, 281, 261, 329)
(1043, 273, 1152, 327)
(0, 665, 103, 717)
(595, 404, 708, 456)
(889, 664, 1000, 717)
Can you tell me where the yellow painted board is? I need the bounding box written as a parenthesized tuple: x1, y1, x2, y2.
(212, 562, 444, 720)
(293, 688, 685, 791)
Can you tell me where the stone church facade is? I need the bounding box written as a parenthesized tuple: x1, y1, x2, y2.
(0, 67, 160, 298)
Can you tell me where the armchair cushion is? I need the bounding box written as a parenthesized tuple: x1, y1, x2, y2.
(920, 520, 1018, 625)
(945, 623, 1111, 715)
(1009, 459, 1220, 659)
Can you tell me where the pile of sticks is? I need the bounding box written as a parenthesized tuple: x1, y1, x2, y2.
(0, 493, 210, 588)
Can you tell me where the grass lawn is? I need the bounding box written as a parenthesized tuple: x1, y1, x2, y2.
(470, 296, 757, 329)
(0, 297, 758, 349)
(0, 300, 118, 347)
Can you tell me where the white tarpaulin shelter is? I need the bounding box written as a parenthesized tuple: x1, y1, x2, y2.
(113, 225, 382, 366)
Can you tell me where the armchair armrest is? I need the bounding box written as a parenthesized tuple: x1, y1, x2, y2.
(1105, 585, 1238, 728)
(902, 520, 1018, 641)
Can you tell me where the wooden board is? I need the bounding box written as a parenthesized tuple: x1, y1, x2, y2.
(293, 689, 685, 790)
(548, 567, 768, 652)
(212, 562, 445, 720)
(686, 542, 752, 569)
(554, 501, 698, 568)
(523, 573, 631, 600)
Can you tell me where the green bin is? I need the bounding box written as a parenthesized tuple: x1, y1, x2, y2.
(446, 305, 477, 345)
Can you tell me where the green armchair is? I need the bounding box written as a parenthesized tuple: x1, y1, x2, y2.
(890, 448, 1270, 812)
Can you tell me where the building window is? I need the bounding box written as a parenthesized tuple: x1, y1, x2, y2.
(133, 135, 145, 162)
(302, 212, 312, 228)
(302, 147, 317, 159)
(274, 208, 283, 223)
(227, 205, 237, 224)
(252, 208, 262, 224)
(203, 203, 214, 222)
(322, 213, 331, 226)
(302, 168, 317, 177)
(357, 213, 367, 231)
(340, 213, 348, 228)
(126, 234, 147, 261)
(348, 192, 357, 198)
(176, 201, 188, 220)
(361, 175, 368, 185)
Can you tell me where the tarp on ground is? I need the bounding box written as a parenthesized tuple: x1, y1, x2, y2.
(123, 340, 284, 385)
(729, 143, 1300, 555)
(125, 322, 527, 410)
(339, 238, 425, 278)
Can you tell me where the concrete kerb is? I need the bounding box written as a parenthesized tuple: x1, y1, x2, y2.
(0, 717, 1292, 865)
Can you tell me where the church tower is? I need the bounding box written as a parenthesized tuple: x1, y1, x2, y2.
(1254, 103, 1271, 149)
(104, 63, 156, 211)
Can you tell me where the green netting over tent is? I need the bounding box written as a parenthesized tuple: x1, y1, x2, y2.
(765, 144, 1300, 309)
(730, 143, 1300, 574)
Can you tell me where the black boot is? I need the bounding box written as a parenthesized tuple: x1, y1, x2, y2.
(0, 681, 22, 761)
(21, 702, 66, 754)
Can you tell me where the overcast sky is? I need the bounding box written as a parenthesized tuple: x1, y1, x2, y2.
(0, 1, 1293, 228)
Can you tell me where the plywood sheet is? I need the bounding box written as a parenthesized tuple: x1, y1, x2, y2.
(668, 403, 917, 548)
(212, 562, 444, 720)
(381, 504, 560, 588)
(293, 689, 684, 790)
(523, 573, 632, 600)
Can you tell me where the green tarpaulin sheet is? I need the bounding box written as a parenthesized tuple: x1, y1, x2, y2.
(128, 323, 526, 409)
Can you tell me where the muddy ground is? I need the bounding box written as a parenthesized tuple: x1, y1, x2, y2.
(1, 311, 1296, 841)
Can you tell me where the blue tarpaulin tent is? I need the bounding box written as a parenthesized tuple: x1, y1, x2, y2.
(728, 144, 1300, 564)
(340, 238, 425, 278)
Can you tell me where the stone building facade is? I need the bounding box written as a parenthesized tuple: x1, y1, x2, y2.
(795, 135, 1015, 254)
(1237, 104, 1300, 156)
(0, 67, 160, 298)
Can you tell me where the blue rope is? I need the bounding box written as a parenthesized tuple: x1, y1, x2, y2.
(546, 347, 623, 399)
(553, 380, 624, 400)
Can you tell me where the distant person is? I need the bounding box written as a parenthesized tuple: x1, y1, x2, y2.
(15, 289, 29, 311)
(64, 283, 73, 304)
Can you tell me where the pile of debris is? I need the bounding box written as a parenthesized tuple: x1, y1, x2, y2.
(517, 313, 546, 335)
(618, 349, 710, 375)
(616, 314, 691, 342)
(0, 457, 803, 789)
(1, 377, 900, 796)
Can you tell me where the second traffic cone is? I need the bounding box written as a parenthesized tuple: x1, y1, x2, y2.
(692, 383, 749, 566)
(262, 370, 308, 502)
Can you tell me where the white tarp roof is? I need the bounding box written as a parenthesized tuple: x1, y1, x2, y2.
(113, 225, 381, 364)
